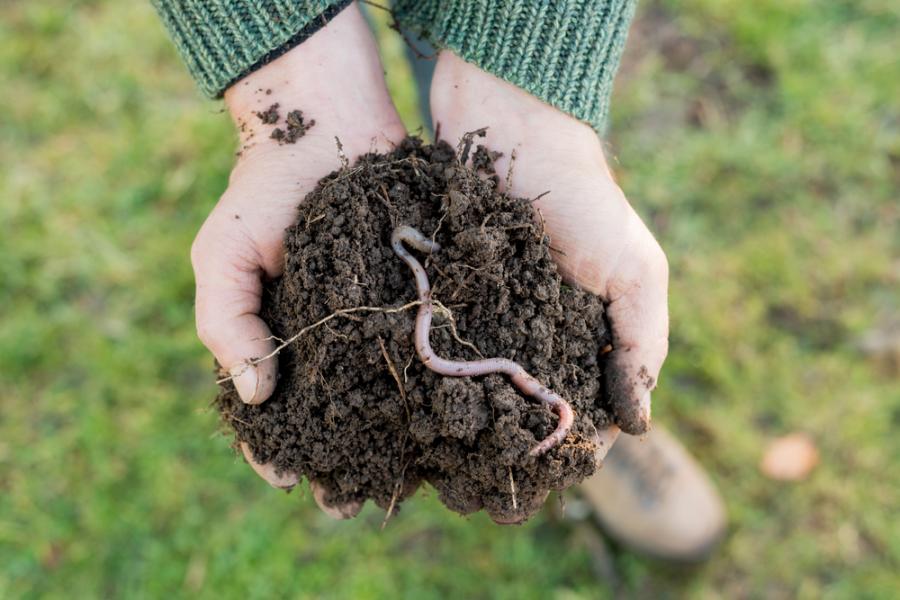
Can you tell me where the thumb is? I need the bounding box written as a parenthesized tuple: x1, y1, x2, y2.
(543, 194, 669, 435)
(191, 227, 279, 404)
(601, 227, 669, 434)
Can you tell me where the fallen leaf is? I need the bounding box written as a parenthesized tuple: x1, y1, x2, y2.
(760, 433, 819, 481)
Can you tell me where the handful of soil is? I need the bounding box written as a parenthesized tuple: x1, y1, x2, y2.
(216, 137, 616, 522)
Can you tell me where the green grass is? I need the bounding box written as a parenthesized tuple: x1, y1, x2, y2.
(1, 1, 898, 597)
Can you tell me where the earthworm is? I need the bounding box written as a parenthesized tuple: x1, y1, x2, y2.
(391, 225, 574, 456)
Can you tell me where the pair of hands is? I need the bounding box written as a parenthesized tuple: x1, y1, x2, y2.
(191, 5, 669, 522)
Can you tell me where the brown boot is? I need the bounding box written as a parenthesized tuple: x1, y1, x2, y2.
(577, 425, 727, 562)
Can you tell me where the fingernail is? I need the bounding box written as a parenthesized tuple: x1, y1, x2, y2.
(311, 482, 363, 520)
(241, 443, 298, 489)
(230, 363, 260, 404)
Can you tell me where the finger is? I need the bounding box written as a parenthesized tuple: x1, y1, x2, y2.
(192, 226, 279, 405)
(602, 227, 669, 435)
(310, 481, 364, 520)
(591, 424, 621, 464)
(542, 194, 669, 435)
(241, 442, 298, 489)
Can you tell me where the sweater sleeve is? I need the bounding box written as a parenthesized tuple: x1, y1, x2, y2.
(151, 0, 352, 98)
(392, 0, 637, 133)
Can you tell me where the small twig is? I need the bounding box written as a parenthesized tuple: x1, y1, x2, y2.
(382, 484, 401, 529)
(376, 183, 395, 215)
(320, 165, 365, 191)
(347, 274, 369, 288)
(536, 207, 547, 242)
(480, 213, 493, 233)
(221, 411, 251, 427)
(505, 148, 517, 190)
(457, 263, 487, 272)
(402, 354, 413, 383)
(305, 213, 326, 228)
(335, 136, 349, 168)
(509, 467, 518, 511)
(530, 190, 551, 204)
(378, 336, 408, 407)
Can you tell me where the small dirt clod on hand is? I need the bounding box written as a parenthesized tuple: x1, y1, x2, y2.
(271, 109, 315, 144)
(255, 103, 280, 124)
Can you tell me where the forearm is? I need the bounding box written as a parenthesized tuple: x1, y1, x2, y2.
(393, 0, 637, 133)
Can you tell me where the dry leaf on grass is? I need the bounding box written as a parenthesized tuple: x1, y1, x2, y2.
(760, 433, 820, 481)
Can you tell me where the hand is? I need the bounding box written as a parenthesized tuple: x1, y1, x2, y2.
(190, 5, 405, 516)
(430, 52, 670, 522)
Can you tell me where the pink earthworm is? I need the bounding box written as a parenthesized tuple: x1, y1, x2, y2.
(391, 225, 575, 456)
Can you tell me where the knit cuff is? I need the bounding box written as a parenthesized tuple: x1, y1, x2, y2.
(152, 0, 352, 98)
(393, 0, 636, 132)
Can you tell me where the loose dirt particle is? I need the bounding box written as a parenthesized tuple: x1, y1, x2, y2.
(255, 103, 280, 124)
(270, 109, 315, 144)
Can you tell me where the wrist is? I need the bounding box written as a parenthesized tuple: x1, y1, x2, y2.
(395, 0, 636, 133)
(432, 52, 610, 179)
(224, 4, 403, 152)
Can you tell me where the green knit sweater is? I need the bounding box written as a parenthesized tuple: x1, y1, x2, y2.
(151, 0, 636, 132)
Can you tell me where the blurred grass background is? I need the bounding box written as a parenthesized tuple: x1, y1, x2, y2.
(1, 0, 898, 597)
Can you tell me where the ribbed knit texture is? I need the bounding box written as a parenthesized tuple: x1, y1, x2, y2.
(151, 0, 351, 98)
(393, 0, 637, 132)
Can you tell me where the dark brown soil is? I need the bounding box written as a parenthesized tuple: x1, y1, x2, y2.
(270, 109, 315, 145)
(253, 104, 315, 145)
(255, 103, 280, 124)
(216, 137, 615, 522)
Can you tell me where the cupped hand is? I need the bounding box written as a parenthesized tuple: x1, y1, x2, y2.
(190, 5, 405, 516)
(430, 52, 670, 523)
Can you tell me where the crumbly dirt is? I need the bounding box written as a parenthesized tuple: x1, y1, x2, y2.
(271, 109, 315, 145)
(253, 104, 315, 145)
(216, 137, 615, 522)
(254, 103, 280, 124)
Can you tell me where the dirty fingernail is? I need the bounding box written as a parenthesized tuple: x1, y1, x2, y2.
(230, 363, 260, 404)
(240, 443, 298, 489)
(311, 482, 363, 520)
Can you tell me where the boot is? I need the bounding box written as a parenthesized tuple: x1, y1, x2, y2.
(577, 425, 727, 562)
